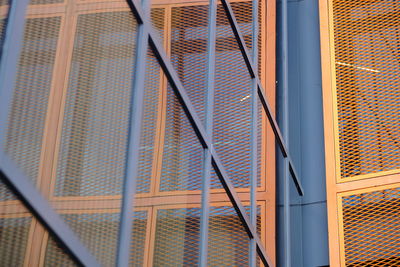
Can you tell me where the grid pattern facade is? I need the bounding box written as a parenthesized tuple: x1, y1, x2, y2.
(0, 0, 301, 266)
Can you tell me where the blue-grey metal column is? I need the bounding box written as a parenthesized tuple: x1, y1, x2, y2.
(116, 0, 149, 265)
(297, 0, 329, 265)
(249, 0, 259, 265)
(199, 0, 217, 265)
(281, 0, 291, 266)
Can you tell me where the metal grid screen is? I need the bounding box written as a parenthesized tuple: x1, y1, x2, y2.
(341, 186, 400, 266)
(332, 0, 400, 179)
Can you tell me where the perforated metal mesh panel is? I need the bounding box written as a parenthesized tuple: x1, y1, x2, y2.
(342, 187, 400, 266)
(30, 0, 63, 4)
(153, 207, 201, 266)
(170, 5, 208, 124)
(208, 205, 261, 266)
(5, 16, 60, 183)
(55, 11, 137, 196)
(159, 84, 204, 191)
(332, 0, 400, 179)
(212, 3, 253, 188)
(44, 234, 78, 267)
(0, 216, 31, 265)
(129, 210, 148, 266)
(56, 213, 119, 266)
(0, 181, 32, 266)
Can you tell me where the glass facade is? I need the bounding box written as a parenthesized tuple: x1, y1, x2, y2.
(0, 0, 302, 266)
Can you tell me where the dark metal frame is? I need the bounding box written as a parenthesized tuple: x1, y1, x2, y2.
(0, 0, 304, 266)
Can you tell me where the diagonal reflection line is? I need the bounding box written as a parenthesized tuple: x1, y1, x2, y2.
(126, 0, 274, 266)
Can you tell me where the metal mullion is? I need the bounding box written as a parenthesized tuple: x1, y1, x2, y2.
(249, 0, 258, 265)
(127, 1, 272, 266)
(220, 0, 304, 196)
(199, 0, 217, 265)
(116, 0, 150, 266)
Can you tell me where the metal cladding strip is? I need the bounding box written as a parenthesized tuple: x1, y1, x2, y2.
(0, 1, 99, 266)
(250, 0, 259, 265)
(199, 0, 217, 266)
(0, 153, 100, 266)
(220, 0, 304, 196)
(126, 1, 272, 266)
(116, 0, 150, 266)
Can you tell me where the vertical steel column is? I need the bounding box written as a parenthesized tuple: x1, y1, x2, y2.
(199, 0, 217, 265)
(249, 0, 259, 266)
(116, 0, 150, 265)
(281, 0, 291, 266)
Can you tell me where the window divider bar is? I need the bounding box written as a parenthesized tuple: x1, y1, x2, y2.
(249, 0, 259, 265)
(199, 0, 217, 266)
(220, 0, 304, 196)
(116, 0, 150, 266)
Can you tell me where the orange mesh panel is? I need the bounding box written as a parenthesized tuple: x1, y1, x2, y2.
(207, 205, 261, 266)
(332, 0, 400, 179)
(55, 11, 137, 197)
(30, 0, 63, 4)
(170, 5, 208, 124)
(153, 205, 261, 266)
(0, 181, 32, 266)
(158, 83, 204, 191)
(342, 187, 400, 266)
(44, 235, 78, 267)
(0, 216, 31, 265)
(153, 208, 201, 265)
(5, 16, 60, 184)
(210, 1, 262, 189)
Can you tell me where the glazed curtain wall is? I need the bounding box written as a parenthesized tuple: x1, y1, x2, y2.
(320, 0, 400, 266)
(0, 0, 302, 266)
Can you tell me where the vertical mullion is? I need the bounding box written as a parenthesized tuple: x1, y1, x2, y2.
(249, 0, 259, 266)
(116, 0, 150, 266)
(281, 0, 291, 265)
(199, 0, 217, 266)
(0, 0, 29, 148)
